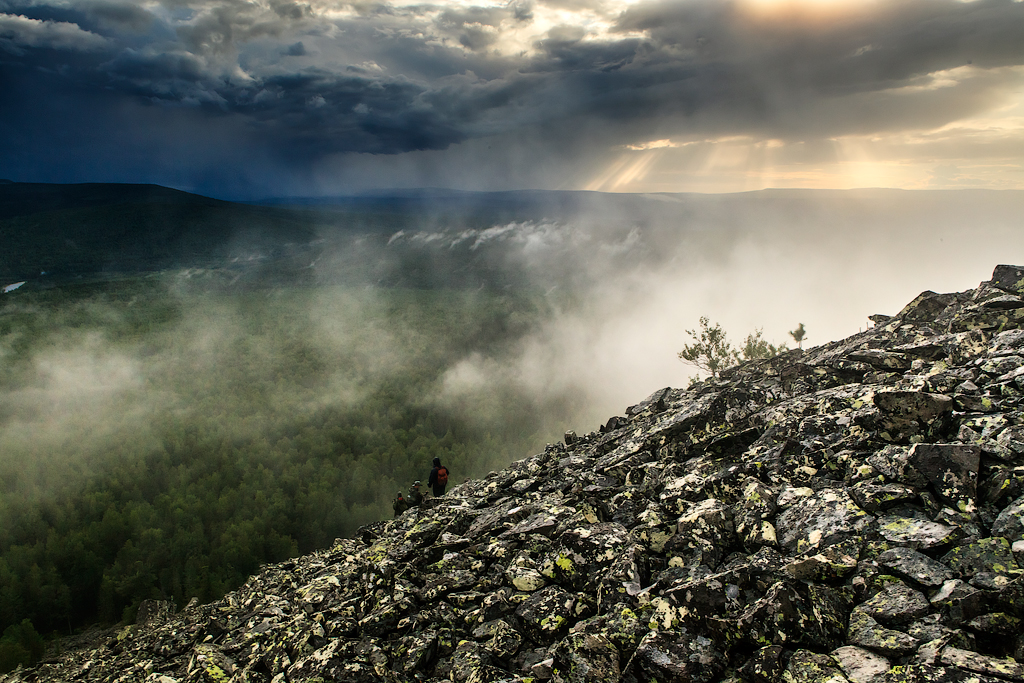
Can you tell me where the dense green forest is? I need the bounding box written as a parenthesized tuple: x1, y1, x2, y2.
(0, 276, 583, 667)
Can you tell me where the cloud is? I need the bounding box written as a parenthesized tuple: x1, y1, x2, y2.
(0, 0, 1022, 194)
(0, 11, 109, 51)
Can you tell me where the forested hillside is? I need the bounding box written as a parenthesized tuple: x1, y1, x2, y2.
(0, 277, 579, 656)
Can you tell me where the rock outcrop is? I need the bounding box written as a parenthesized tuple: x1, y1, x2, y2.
(9, 264, 1024, 683)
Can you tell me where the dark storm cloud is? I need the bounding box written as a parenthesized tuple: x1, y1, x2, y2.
(0, 0, 1022, 191)
(0, 10, 109, 52)
(525, 0, 1024, 142)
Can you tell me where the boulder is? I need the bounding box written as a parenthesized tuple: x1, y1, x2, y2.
(626, 630, 724, 683)
(876, 547, 954, 589)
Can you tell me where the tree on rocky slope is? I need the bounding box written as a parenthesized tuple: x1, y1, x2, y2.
(678, 317, 787, 379)
(0, 620, 44, 674)
(789, 322, 807, 349)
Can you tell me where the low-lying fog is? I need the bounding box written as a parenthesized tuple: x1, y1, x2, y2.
(1, 189, 1021, 508)
(318, 189, 1024, 423)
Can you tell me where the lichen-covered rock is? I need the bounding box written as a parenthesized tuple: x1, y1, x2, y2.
(668, 497, 735, 568)
(940, 645, 1024, 680)
(907, 444, 980, 513)
(876, 547, 954, 589)
(739, 644, 785, 683)
(539, 522, 641, 610)
(626, 630, 723, 683)
(876, 515, 961, 550)
(785, 541, 860, 581)
(287, 638, 390, 682)
(850, 481, 919, 513)
(873, 391, 953, 443)
(847, 608, 920, 656)
(775, 489, 872, 552)
(514, 586, 577, 644)
(782, 649, 850, 683)
(736, 479, 779, 551)
(718, 580, 816, 649)
(967, 611, 1022, 637)
(472, 619, 522, 660)
(550, 632, 620, 683)
(941, 537, 1022, 578)
(831, 645, 890, 683)
(187, 644, 235, 683)
(859, 579, 930, 627)
(993, 494, 1024, 542)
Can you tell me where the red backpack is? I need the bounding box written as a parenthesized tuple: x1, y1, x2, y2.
(436, 466, 448, 486)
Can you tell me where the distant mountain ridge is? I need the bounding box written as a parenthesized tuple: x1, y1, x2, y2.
(0, 183, 320, 283)
(3, 182, 1024, 289)
(0, 183, 221, 222)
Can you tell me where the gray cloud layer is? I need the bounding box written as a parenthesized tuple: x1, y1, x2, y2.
(1, 0, 1022, 195)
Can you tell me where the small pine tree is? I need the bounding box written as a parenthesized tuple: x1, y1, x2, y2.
(679, 319, 788, 383)
(789, 323, 807, 350)
(677, 317, 739, 378)
(740, 329, 786, 360)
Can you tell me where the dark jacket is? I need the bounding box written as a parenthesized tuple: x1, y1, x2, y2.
(393, 495, 410, 517)
(428, 458, 449, 497)
(408, 485, 424, 506)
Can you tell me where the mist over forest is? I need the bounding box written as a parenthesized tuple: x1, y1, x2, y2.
(1, 184, 1023, 663)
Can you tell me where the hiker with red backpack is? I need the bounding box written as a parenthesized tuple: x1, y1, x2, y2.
(392, 491, 410, 517)
(428, 457, 449, 497)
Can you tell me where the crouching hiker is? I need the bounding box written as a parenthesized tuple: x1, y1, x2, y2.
(393, 491, 410, 517)
(408, 481, 424, 506)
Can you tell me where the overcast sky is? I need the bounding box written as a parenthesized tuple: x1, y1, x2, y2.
(1, 0, 1023, 198)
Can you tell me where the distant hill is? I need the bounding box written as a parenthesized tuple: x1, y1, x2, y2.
(0, 183, 221, 222)
(0, 183, 321, 282)
(4, 182, 1024, 288)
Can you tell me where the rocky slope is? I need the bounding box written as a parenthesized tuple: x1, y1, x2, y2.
(9, 265, 1024, 683)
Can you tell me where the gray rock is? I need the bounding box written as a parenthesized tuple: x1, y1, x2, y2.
(993, 494, 1024, 542)
(907, 443, 980, 513)
(531, 657, 554, 680)
(847, 608, 920, 656)
(876, 547, 954, 588)
(831, 645, 890, 683)
(775, 488, 872, 552)
(782, 649, 850, 683)
(876, 514, 962, 550)
(626, 630, 723, 683)
(859, 578, 930, 627)
(940, 537, 1022, 579)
